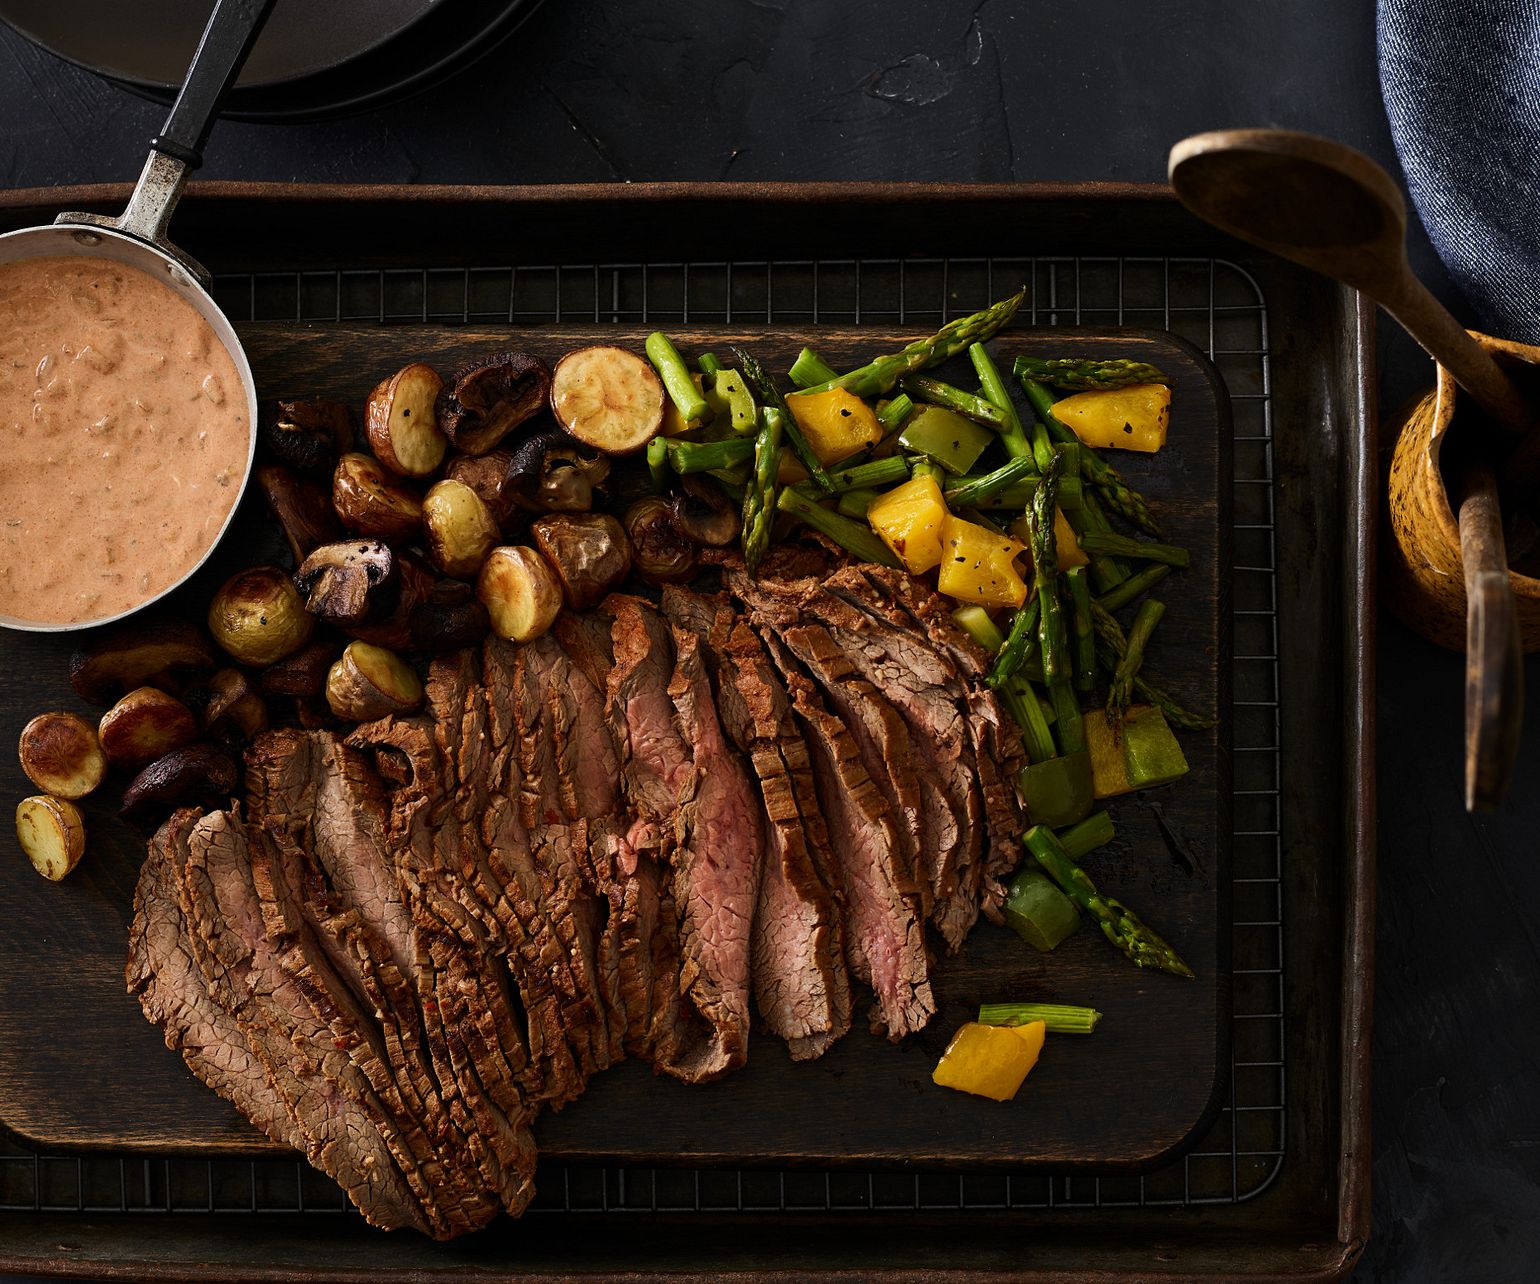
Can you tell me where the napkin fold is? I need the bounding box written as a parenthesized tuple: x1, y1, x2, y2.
(1378, 0, 1540, 344)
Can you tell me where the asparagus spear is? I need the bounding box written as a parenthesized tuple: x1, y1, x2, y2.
(742, 407, 784, 574)
(1013, 356, 1170, 391)
(1077, 530, 1191, 568)
(968, 342, 1032, 458)
(1107, 598, 1166, 727)
(1016, 371, 1163, 537)
(956, 605, 1055, 762)
(1090, 603, 1216, 730)
(1025, 824, 1194, 978)
(1028, 452, 1069, 686)
(899, 375, 1009, 430)
(837, 488, 878, 519)
(666, 436, 757, 475)
(1094, 562, 1172, 613)
(1058, 809, 1116, 860)
(797, 289, 1026, 399)
(795, 455, 911, 497)
(776, 486, 899, 568)
(697, 351, 724, 375)
(987, 598, 1041, 689)
(1066, 566, 1096, 693)
(733, 347, 835, 493)
(977, 1002, 1102, 1034)
(943, 456, 1038, 508)
(877, 392, 915, 434)
(646, 331, 710, 425)
(646, 437, 669, 493)
(1076, 489, 1131, 590)
(789, 346, 839, 389)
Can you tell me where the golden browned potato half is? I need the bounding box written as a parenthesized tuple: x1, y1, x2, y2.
(423, 479, 500, 578)
(325, 642, 425, 722)
(365, 362, 448, 477)
(331, 452, 425, 543)
(208, 567, 316, 667)
(530, 513, 633, 609)
(97, 687, 200, 772)
(477, 546, 563, 642)
(549, 346, 664, 455)
(17, 712, 107, 799)
(15, 795, 86, 881)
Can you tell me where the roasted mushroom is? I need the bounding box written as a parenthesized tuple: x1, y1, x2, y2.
(437, 351, 551, 455)
(15, 795, 86, 880)
(673, 474, 741, 546)
(344, 552, 436, 652)
(409, 595, 491, 653)
(294, 540, 399, 626)
(97, 687, 200, 771)
(365, 362, 448, 477)
(17, 712, 107, 800)
(258, 398, 352, 476)
(623, 496, 698, 585)
(530, 513, 632, 610)
(257, 464, 344, 563)
(331, 452, 424, 543)
(202, 668, 270, 745)
(477, 546, 563, 642)
(120, 745, 239, 818)
(325, 642, 425, 722)
(258, 641, 341, 698)
(422, 480, 500, 578)
(69, 620, 217, 707)
(208, 567, 316, 666)
(506, 431, 611, 513)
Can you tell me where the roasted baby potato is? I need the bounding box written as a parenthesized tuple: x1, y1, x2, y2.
(98, 686, 200, 771)
(202, 668, 269, 744)
(530, 513, 632, 610)
(325, 642, 425, 722)
(365, 362, 448, 477)
(208, 566, 316, 667)
(437, 351, 551, 455)
(550, 346, 664, 455)
(69, 620, 217, 707)
(17, 712, 107, 799)
(331, 452, 425, 543)
(120, 744, 238, 818)
(477, 546, 563, 642)
(259, 397, 352, 476)
(422, 479, 500, 578)
(258, 641, 341, 698)
(257, 464, 344, 563)
(15, 795, 86, 881)
(294, 540, 398, 626)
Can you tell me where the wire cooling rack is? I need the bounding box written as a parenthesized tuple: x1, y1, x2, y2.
(0, 256, 1283, 1217)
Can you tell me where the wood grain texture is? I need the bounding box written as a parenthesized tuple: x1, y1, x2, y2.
(0, 321, 1230, 1171)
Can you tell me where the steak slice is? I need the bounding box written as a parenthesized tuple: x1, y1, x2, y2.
(758, 632, 934, 1040)
(127, 811, 300, 1151)
(661, 587, 851, 1061)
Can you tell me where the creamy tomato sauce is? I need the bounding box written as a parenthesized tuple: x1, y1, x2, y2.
(0, 256, 248, 624)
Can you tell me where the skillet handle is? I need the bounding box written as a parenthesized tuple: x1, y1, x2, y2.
(151, 0, 276, 170)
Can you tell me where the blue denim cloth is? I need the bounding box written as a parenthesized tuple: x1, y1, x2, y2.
(1379, 0, 1540, 343)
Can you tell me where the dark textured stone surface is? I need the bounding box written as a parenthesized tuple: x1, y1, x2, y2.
(3, 2, 1536, 1279)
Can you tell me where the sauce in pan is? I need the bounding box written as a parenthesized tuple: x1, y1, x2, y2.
(0, 256, 248, 625)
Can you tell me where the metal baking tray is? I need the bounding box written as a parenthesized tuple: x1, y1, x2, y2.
(0, 181, 1375, 1281)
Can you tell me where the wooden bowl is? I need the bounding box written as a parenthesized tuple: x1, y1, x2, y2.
(1384, 331, 1540, 651)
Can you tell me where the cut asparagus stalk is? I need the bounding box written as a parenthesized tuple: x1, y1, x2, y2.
(776, 486, 899, 567)
(943, 456, 1038, 509)
(968, 341, 1033, 459)
(742, 406, 783, 574)
(734, 347, 835, 493)
(666, 436, 757, 474)
(1077, 531, 1191, 568)
(900, 375, 1009, 430)
(877, 392, 915, 434)
(788, 346, 840, 389)
(1058, 809, 1116, 860)
(1066, 566, 1096, 693)
(978, 1001, 1102, 1033)
(1013, 356, 1170, 392)
(1107, 598, 1166, 727)
(646, 331, 710, 425)
(1094, 562, 1172, 613)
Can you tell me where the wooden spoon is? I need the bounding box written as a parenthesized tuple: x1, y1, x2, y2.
(1169, 128, 1526, 809)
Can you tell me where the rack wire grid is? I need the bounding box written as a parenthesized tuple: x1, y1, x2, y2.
(0, 255, 1284, 1218)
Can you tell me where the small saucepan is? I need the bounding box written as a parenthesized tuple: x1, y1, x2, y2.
(0, 0, 275, 632)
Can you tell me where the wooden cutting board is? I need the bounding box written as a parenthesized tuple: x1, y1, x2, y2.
(0, 323, 1229, 1168)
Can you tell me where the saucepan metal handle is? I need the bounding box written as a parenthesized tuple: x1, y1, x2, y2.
(56, 0, 275, 283)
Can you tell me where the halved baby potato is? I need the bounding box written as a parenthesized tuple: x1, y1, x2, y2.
(98, 687, 200, 772)
(366, 362, 447, 477)
(331, 452, 424, 543)
(550, 346, 665, 455)
(477, 546, 563, 643)
(422, 479, 500, 579)
(15, 795, 86, 881)
(17, 712, 107, 799)
(325, 641, 425, 723)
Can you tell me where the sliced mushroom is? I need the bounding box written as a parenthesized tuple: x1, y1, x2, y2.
(98, 687, 200, 772)
(437, 351, 552, 455)
(258, 642, 342, 698)
(69, 620, 217, 707)
(257, 464, 344, 563)
(506, 431, 611, 513)
(18, 712, 107, 800)
(294, 540, 399, 626)
(344, 552, 436, 651)
(202, 668, 270, 745)
(331, 452, 424, 544)
(623, 496, 698, 585)
(258, 398, 352, 476)
(673, 474, 741, 546)
(120, 745, 239, 818)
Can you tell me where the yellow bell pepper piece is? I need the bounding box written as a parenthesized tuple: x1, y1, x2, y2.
(787, 387, 883, 464)
(1007, 1019, 1047, 1066)
(1052, 383, 1171, 453)
(931, 1021, 1043, 1101)
(661, 373, 709, 437)
(937, 515, 1029, 608)
(1084, 705, 1137, 798)
(867, 474, 948, 573)
(1010, 508, 1087, 572)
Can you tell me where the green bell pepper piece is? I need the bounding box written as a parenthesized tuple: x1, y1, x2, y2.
(704, 368, 758, 435)
(1002, 869, 1083, 951)
(1122, 706, 1190, 789)
(898, 404, 994, 475)
(1018, 750, 1094, 828)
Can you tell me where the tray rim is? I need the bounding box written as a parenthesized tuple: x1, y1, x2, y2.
(0, 180, 1374, 1284)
